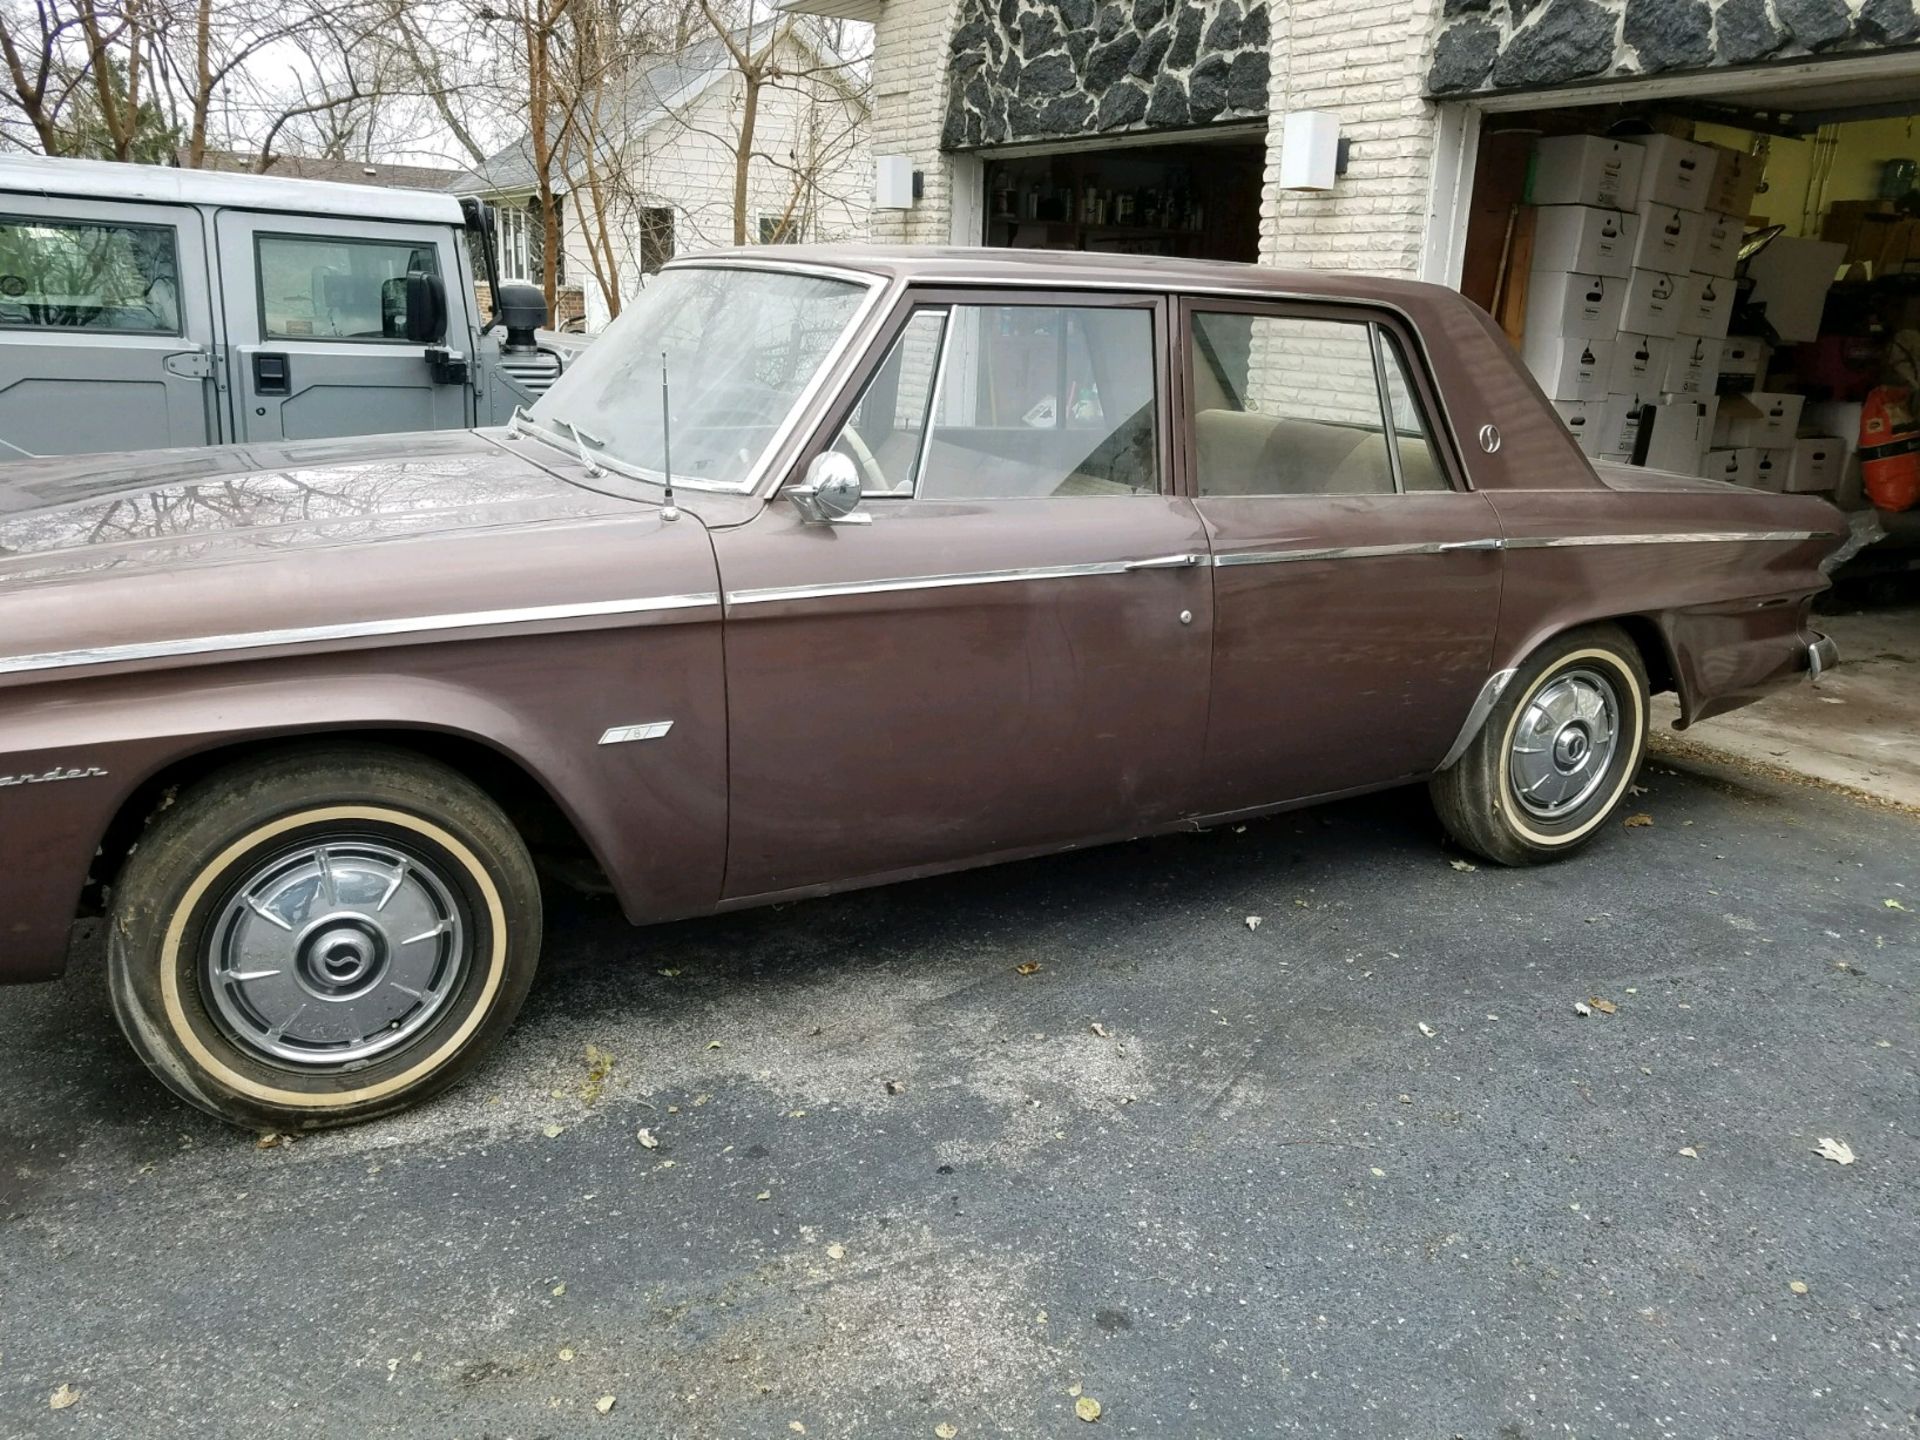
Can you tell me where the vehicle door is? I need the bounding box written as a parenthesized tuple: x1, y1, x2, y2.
(212, 211, 470, 442)
(0, 198, 218, 457)
(714, 290, 1214, 900)
(1179, 298, 1504, 814)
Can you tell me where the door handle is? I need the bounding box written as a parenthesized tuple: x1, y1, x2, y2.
(252, 352, 290, 395)
(1435, 538, 1504, 553)
(1123, 553, 1205, 571)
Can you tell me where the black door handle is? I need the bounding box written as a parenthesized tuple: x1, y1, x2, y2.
(253, 352, 290, 395)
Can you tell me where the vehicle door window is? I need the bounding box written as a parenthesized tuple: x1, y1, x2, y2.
(1378, 329, 1448, 492)
(0, 215, 180, 334)
(1191, 311, 1446, 497)
(255, 234, 441, 342)
(826, 308, 947, 495)
(914, 303, 1159, 500)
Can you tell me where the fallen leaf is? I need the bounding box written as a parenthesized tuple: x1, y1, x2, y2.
(1624, 813, 1654, 828)
(1090, 1022, 1109, 1038)
(788, 1108, 808, 1118)
(254, 1132, 285, 1151)
(1370, 1166, 1385, 1178)
(1886, 899, 1911, 912)
(1678, 1146, 1698, 1159)
(1789, 1280, 1809, 1295)
(936, 1424, 959, 1439)
(1589, 996, 1618, 1015)
(1416, 1022, 1436, 1038)
(1814, 1137, 1856, 1165)
(756, 1190, 772, 1201)
(1075, 1395, 1102, 1422)
(559, 1347, 576, 1362)
(706, 1040, 722, 1050)
(826, 1243, 846, 1261)
(1396, 1093, 1412, 1105)
(1449, 858, 1476, 872)
(637, 1128, 659, 1150)
(552, 1283, 567, 1297)
(1068, 1384, 1081, 1397)
(885, 1079, 907, 1095)
(657, 967, 682, 977)
(1628, 782, 1648, 797)
(543, 1125, 565, 1139)
(1245, 915, 1263, 931)
(49, 1384, 79, 1411)
(790, 1424, 807, 1434)
(1014, 962, 1042, 976)
(595, 1395, 616, 1415)
(1573, 1002, 1592, 1017)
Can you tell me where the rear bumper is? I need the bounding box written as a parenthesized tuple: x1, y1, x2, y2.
(1807, 631, 1840, 681)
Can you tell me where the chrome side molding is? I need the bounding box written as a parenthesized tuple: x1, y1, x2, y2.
(1437, 667, 1518, 771)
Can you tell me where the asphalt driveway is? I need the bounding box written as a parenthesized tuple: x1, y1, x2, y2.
(1, 757, 1916, 1439)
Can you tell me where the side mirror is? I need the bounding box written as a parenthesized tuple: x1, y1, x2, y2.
(497, 282, 549, 349)
(787, 451, 869, 525)
(405, 270, 448, 344)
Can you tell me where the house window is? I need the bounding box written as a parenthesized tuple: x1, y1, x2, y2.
(758, 213, 800, 245)
(639, 207, 675, 274)
(494, 201, 562, 285)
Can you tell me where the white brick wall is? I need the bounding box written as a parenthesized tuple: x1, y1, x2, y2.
(867, 0, 966, 245)
(1257, 0, 1446, 279)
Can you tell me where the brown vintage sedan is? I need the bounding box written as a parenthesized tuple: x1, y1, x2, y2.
(0, 248, 1843, 1128)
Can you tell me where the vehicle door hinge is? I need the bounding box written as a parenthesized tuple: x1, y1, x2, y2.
(163, 348, 213, 380)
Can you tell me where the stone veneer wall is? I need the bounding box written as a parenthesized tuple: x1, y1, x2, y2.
(1430, 0, 1920, 96)
(941, 0, 1272, 148)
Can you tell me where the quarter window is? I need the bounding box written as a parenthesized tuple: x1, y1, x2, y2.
(915, 303, 1159, 500)
(828, 309, 947, 495)
(0, 216, 181, 335)
(1190, 311, 1448, 497)
(256, 234, 441, 342)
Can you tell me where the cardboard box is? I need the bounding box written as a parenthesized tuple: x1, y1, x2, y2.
(1787, 437, 1843, 492)
(1663, 335, 1723, 396)
(1805, 400, 1863, 455)
(1704, 446, 1759, 485)
(1629, 133, 1716, 212)
(1598, 391, 1654, 458)
(1607, 333, 1671, 394)
(1531, 205, 1639, 278)
(1748, 446, 1793, 492)
(1718, 335, 1772, 385)
(1618, 269, 1685, 339)
(1746, 236, 1845, 342)
(1524, 333, 1614, 402)
(1530, 135, 1645, 211)
(1631, 201, 1702, 273)
(1705, 144, 1761, 217)
(1552, 398, 1603, 455)
(1694, 212, 1743, 279)
(1678, 272, 1735, 337)
(1641, 397, 1714, 473)
(1525, 270, 1621, 340)
(1716, 390, 1806, 447)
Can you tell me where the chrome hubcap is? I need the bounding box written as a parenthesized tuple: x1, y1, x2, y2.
(205, 840, 468, 1068)
(1509, 668, 1621, 821)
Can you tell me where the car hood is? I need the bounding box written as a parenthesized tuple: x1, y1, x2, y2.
(0, 430, 632, 588)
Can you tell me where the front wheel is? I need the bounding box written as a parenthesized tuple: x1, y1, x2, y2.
(108, 746, 542, 1131)
(1429, 624, 1650, 866)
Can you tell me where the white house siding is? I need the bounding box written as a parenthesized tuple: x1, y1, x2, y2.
(566, 39, 871, 332)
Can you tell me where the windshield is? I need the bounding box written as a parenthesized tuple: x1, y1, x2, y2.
(526, 266, 869, 488)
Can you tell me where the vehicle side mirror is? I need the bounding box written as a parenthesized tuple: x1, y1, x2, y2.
(497, 282, 549, 350)
(788, 451, 870, 525)
(405, 270, 448, 344)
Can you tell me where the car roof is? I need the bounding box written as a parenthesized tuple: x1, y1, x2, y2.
(0, 153, 466, 227)
(678, 244, 1447, 309)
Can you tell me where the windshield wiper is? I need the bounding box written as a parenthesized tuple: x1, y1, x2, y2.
(517, 409, 607, 477)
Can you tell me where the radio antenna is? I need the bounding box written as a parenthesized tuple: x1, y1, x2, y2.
(659, 350, 679, 522)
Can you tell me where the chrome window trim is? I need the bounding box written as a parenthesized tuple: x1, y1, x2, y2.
(0, 593, 721, 677)
(1366, 323, 1407, 496)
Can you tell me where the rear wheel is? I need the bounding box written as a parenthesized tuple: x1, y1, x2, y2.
(1430, 625, 1650, 866)
(108, 746, 541, 1131)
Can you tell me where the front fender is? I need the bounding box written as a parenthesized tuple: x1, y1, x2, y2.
(0, 621, 726, 983)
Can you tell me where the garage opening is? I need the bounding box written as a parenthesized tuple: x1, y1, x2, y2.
(1443, 71, 1920, 802)
(979, 131, 1264, 262)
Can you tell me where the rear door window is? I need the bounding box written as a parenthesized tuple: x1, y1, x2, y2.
(0, 215, 182, 334)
